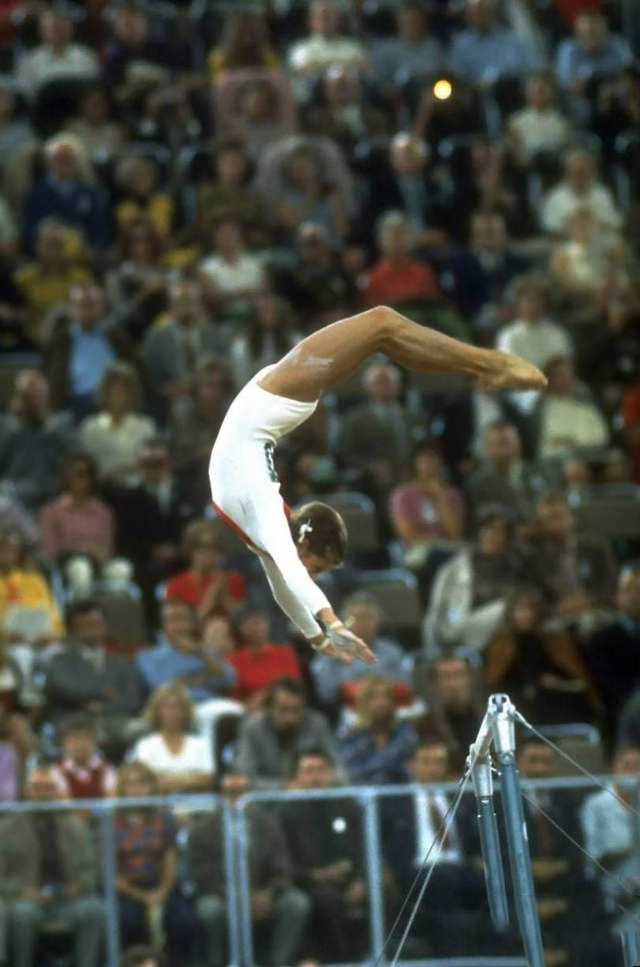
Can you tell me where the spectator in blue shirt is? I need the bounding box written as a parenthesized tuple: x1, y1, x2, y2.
(372, 0, 446, 93)
(311, 592, 413, 710)
(136, 598, 235, 703)
(555, 10, 633, 92)
(449, 0, 543, 87)
(337, 676, 418, 785)
(43, 283, 127, 417)
(23, 133, 109, 251)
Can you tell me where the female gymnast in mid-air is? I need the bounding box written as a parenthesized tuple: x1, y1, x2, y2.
(209, 305, 546, 665)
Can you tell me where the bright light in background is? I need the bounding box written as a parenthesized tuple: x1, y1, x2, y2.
(433, 79, 452, 101)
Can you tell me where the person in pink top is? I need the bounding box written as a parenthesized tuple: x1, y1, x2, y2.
(40, 452, 115, 565)
(389, 442, 465, 546)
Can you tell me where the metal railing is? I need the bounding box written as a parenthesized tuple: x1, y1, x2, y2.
(0, 771, 630, 967)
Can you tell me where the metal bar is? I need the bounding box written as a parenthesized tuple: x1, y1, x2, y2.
(235, 799, 255, 966)
(222, 801, 241, 967)
(471, 757, 509, 933)
(621, 932, 640, 967)
(99, 807, 120, 967)
(363, 790, 386, 962)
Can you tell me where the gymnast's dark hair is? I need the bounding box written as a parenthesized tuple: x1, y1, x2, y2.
(290, 501, 348, 566)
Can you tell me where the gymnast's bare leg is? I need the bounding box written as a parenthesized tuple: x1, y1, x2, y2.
(259, 305, 547, 403)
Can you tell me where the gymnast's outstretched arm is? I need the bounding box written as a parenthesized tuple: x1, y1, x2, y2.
(258, 305, 547, 403)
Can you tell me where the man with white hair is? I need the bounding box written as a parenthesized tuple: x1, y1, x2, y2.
(23, 134, 108, 249)
(16, 8, 99, 95)
(365, 211, 439, 306)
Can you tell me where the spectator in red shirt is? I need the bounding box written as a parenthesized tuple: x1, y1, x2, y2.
(364, 210, 439, 308)
(52, 714, 116, 799)
(165, 519, 246, 620)
(623, 377, 640, 483)
(229, 605, 301, 706)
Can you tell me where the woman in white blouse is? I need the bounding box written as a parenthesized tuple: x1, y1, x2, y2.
(198, 217, 265, 312)
(130, 683, 214, 794)
(79, 362, 157, 481)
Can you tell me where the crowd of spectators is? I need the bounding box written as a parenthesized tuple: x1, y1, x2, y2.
(0, 0, 638, 964)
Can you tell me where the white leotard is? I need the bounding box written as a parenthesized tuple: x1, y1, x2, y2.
(209, 365, 331, 639)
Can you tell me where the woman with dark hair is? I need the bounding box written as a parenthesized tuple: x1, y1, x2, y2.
(105, 216, 171, 326)
(115, 762, 195, 966)
(199, 217, 265, 311)
(389, 442, 465, 548)
(80, 362, 157, 481)
(208, 10, 279, 77)
(40, 452, 115, 565)
(230, 292, 300, 387)
(484, 586, 600, 725)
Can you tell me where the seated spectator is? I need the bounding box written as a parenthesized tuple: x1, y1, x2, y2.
(496, 275, 572, 372)
(311, 592, 413, 710)
(115, 762, 195, 967)
(389, 442, 465, 553)
(0, 525, 63, 646)
(449, 0, 543, 86)
(585, 565, 640, 748)
(67, 85, 125, 158)
(114, 155, 174, 242)
(466, 421, 553, 523)
(372, 0, 445, 93)
(447, 210, 531, 323)
(104, 217, 171, 332)
(521, 492, 616, 615)
(23, 133, 109, 251)
(424, 506, 523, 656)
(199, 218, 265, 312)
(555, 9, 633, 92)
(0, 369, 75, 508)
(507, 70, 571, 163)
(276, 220, 355, 321)
(302, 64, 390, 159)
(130, 683, 214, 794)
(419, 657, 484, 769)
(12, 218, 94, 345)
(136, 599, 235, 704)
(167, 517, 248, 619)
(188, 772, 310, 967)
(338, 675, 417, 784)
(43, 282, 130, 417)
(274, 144, 349, 248)
(484, 587, 599, 725)
(217, 72, 296, 162)
(229, 605, 301, 705)
(550, 207, 628, 312)
(40, 452, 115, 568)
(519, 739, 604, 964)
(79, 362, 157, 482)
(141, 280, 226, 419)
(541, 147, 622, 238)
(0, 765, 105, 967)
(281, 748, 367, 963)
(104, 439, 198, 607)
(580, 746, 640, 929)
(16, 8, 99, 96)
(51, 714, 117, 799)
(337, 360, 422, 495)
(208, 10, 279, 78)
(45, 598, 145, 755)
(381, 738, 485, 956)
(229, 292, 300, 388)
(287, 0, 369, 79)
(365, 211, 440, 308)
(235, 676, 340, 787)
(195, 139, 266, 244)
(169, 355, 235, 503)
(537, 355, 610, 459)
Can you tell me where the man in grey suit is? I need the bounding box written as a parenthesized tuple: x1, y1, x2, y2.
(235, 676, 342, 787)
(0, 766, 105, 967)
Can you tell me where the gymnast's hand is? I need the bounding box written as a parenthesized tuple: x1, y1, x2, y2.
(311, 621, 376, 665)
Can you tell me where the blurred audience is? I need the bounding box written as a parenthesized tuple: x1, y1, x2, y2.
(166, 519, 246, 622)
(229, 605, 301, 706)
(338, 676, 417, 784)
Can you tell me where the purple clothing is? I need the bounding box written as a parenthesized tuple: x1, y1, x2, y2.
(389, 482, 464, 540)
(0, 741, 18, 801)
